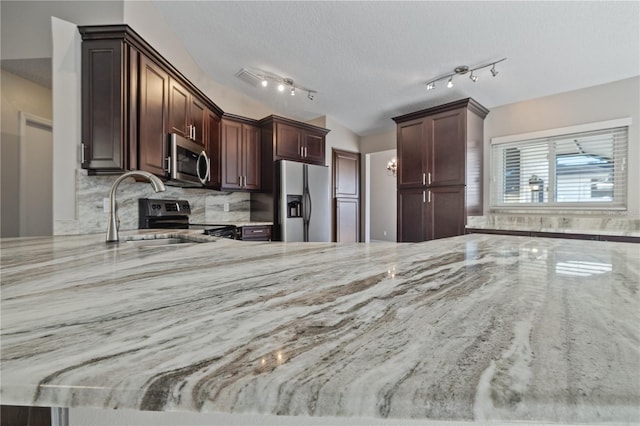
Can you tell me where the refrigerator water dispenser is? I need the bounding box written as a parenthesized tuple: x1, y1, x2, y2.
(287, 195, 302, 218)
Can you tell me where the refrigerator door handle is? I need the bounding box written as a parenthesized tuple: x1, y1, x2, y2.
(303, 190, 312, 223)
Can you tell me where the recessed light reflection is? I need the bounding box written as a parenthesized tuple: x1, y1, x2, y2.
(387, 266, 396, 278)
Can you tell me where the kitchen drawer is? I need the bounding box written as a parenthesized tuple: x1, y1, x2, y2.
(240, 225, 271, 241)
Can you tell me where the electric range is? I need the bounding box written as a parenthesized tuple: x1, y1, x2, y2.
(138, 198, 239, 239)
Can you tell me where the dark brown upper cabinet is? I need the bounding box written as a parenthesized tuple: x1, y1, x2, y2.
(168, 78, 208, 145)
(79, 25, 223, 176)
(259, 115, 330, 192)
(80, 36, 132, 172)
(138, 55, 169, 176)
(205, 110, 221, 189)
(393, 98, 488, 242)
(220, 115, 261, 191)
(260, 115, 329, 166)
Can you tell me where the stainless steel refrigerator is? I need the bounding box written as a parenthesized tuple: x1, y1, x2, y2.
(277, 160, 330, 242)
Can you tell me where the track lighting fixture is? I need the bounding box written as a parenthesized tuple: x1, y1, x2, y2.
(424, 58, 506, 92)
(235, 67, 317, 100)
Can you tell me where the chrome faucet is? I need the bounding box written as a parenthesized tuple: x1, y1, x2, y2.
(106, 171, 166, 242)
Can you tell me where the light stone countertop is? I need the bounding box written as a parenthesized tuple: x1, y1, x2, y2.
(1, 233, 638, 423)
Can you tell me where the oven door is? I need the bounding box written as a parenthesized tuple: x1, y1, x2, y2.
(168, 133, 210, 186)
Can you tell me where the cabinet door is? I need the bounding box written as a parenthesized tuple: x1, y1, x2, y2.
(426, 185, 465, 240)
(190, 96, 207, 145)
(81, 39, 126, 170)
(275, 123, 302, 160)
(221, 119, 243, 190)
(303, 132, 325, 165)
(242, 124, 261, 190)
(205, 111, 221, 188)
(428, 108, 466, 186)
(138, 55, 169, 176)
(168, 78, 189, 138)
(397, 189, 426, 242)
(397, 118, 427, 189)
(335, 198, 359, 242)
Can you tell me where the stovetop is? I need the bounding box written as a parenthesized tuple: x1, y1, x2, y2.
(138, 198, 238, 238)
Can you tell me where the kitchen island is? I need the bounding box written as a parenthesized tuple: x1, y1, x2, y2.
(1, 233, 638, 424)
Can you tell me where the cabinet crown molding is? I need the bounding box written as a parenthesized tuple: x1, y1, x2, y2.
(258, 115, 330, 135)
(392, 97, 489, 123)
(79, 24, 224, 117)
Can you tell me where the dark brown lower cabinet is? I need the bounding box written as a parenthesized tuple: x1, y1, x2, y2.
(397, 186, 465, 242)
(239, 226, 271, 241)
(1, 405, 51, 426)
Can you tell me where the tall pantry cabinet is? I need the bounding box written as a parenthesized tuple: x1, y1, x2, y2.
(392, 98, 488, 242)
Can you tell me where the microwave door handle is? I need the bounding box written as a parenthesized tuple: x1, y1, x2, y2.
(196, 150, 208, 185)
(205, 152, 211, 182)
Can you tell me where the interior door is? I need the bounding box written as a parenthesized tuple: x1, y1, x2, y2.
(332, 149, 360, 242)
(19, 113, 53, 237)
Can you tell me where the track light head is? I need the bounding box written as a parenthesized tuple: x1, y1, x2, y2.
(426, 82, 435, 90)
(290, 87, 296, 96)
(469, 71, 478, 82)
(261, 79, 268, 87)
(307, 91, 314, 100)
(277, 83, 285, 92)
(447, 76, 454, 88)
(490, 64, 498, 77)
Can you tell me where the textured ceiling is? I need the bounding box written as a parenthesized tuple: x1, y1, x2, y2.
(154, 2, 638, 136)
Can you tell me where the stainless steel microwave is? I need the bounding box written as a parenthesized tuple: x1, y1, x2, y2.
(167, 133, 210, 187)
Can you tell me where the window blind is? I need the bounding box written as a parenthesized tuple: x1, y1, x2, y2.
(491, 126, 628, 209)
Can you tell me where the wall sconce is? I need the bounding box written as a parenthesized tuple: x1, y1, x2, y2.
(235, 67, 317, 100)
(529, 174, 544, 202)
(425, 58, 507, 92)
(386, 158, 397, 177)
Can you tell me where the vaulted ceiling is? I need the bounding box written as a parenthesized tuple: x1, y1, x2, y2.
(151, 1, 639, 136)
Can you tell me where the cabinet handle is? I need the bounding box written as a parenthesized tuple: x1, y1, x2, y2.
(165, 157, 171, 173)
(81, 143, 86, 164)
(428, 172, 432, 185)
(423, 191, 426, 203)
(428, 190, 431, 203)
(252, 229, 264, 233)
(422, 173, 426, 186)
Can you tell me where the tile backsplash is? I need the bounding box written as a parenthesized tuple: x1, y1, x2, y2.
(54, 170, 250, 235)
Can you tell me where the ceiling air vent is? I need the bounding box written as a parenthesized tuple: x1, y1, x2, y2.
(234, 68, 261, 87)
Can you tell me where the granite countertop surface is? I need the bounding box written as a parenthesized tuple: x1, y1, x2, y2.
(1, 233, 638, 423)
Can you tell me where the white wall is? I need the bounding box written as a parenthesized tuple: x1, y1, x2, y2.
(484, 76, 640, 217)
(360, 129, 396, 241)
(0, 70, 53, 237)
(0, 0, 124, 60)
(367, 150, 397, 242)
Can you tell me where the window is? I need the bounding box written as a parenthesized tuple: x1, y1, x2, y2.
(491, 119, 629, 210)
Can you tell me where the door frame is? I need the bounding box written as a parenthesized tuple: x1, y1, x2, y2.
(19, 112, 53, 236)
